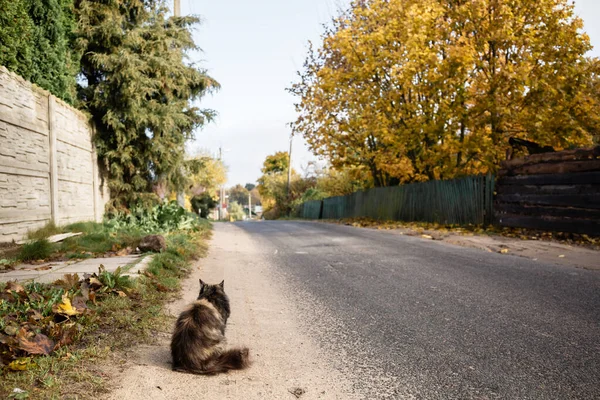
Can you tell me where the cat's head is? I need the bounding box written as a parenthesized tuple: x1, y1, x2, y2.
(197, 278, 226, 300)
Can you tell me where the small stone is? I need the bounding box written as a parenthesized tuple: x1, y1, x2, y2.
(138, 235, 166, 253)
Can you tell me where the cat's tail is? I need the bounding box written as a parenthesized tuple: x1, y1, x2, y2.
(211, 347, 251, 373)
(177, 347, 251, 375)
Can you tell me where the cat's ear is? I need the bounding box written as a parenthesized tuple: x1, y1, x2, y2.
(218, 280, 224, 289)
(199, 279, 206, 293)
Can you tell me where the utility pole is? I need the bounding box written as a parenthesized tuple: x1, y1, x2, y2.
(174, 0, 180, 16)
(248, 192, 252, 220)
(286, 132, 293, 199)
(218, 147, 223, 221)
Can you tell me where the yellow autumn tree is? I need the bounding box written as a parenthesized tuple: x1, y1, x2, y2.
(289, 0, 600, 185)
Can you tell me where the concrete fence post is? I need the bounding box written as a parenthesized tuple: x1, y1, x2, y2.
(48, 95, 59, 224)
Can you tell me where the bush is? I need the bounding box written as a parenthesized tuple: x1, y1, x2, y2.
(191, 193, 217, 218)
(106, 201, 200, 233)
(228, 201, 246, 221)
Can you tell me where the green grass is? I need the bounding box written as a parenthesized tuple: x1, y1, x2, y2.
(61, 231, 116, 254)
(17, 239, 55, 262)
(63, 221, 105, 234)
(65, 252, 93, 260)
(26, 221, 63, 240)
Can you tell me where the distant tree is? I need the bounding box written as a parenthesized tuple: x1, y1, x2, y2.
(228, 184, 250, 206)
(190, 192, 217, 218)
(186, 151, 227, 198)
(227, 202, 246, 221)
(249, 187, 261, 206)
(261, 151, 289, 175)
(244, 183, 256, 191)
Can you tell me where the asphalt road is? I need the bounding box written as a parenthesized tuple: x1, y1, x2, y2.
(235, 221, 600, 399)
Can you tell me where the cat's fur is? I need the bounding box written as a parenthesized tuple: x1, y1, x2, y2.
(170, 279, 250, 375)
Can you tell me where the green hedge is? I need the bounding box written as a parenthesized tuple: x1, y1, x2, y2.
(0, 0, 78, 103)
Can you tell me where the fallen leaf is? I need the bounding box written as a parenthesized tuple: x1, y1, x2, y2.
(115, 291, 127, 297)
(71, 296, 88, 312)
(8, 358, 34, 371)
(52, 323, 81, 349)
(558, 255, 565, 258)
(0, 332, 16, 346)
(17, 329, 54, 355)
(52, 294, 80, 316)
(421, 235, 433, 240)
(500, 249, 509, 254)
(155, 283, 169, 292)
(34, 265, 52, 271)
(115, 247, 132, 256)
(4, 322, 20, 336)
(5, 282, 25, 294)
(28, 293, 44, 302)
(54, 274, 80, 291)
(27, 309, 43, 321)
(87, 277, 103, 290)
(80, 281, 90, 301)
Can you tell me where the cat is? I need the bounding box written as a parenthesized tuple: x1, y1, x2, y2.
(170, 279, 250, 375)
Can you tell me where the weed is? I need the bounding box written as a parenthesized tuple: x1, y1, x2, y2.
(0, 258, 17, 268)
(26, 221, 62, 240)
(18, 239, 54, 262)
(98, 266, 133, 290)
(63, 221, 105, 234)
(65, 252, 93, 260)
(106, 201, 201, 233)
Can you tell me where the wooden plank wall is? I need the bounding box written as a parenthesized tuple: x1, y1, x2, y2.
(494, 146, 600, 236)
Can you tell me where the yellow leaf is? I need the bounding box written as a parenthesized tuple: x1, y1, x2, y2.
(500, 249, 509, 254)
(53, 294, 80, 316)
(8, 358, 34, 371)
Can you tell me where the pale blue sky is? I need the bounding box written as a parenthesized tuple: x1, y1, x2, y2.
(184, 0, 600, 186)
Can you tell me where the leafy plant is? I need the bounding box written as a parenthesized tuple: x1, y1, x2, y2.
(97, 266, 132, 291)
(106, 201, 200, 233)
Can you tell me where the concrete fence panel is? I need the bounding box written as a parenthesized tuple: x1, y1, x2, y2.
(0, 67, 109, 242)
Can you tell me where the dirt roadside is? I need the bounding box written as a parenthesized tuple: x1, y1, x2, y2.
(106, 223, 359, 400)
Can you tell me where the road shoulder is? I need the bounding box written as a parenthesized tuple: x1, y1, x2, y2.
(106, 223, 359, 400)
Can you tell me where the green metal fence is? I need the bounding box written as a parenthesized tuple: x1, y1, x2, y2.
(301, 174, 495, 226)
(301, 200, 323, 219)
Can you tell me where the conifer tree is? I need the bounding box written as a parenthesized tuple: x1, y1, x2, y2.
(0, 0, 78, 102)
(75, 0, 218, 211)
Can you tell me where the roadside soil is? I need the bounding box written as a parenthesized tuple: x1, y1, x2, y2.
(106, 223, 359, 400)
(329, 221, 599, 270)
